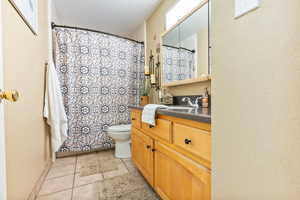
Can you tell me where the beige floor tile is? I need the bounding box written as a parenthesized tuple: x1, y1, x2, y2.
(99, 158, 120, 173)
(74, 173, 103, 187)
(103, 162, 128, 179)
(122, 159, 138, 173)
(76, 157, 102, 173)
(52, 157, 76, 168)
(47, 164, 75, 179)
(39, 175, 74, 196)
(76, 155, 98, 175)
(96, 150, 115, 161)
(121, 158, 131, 162)
(75, 161, 81, 173)
(77, 153, 98, 164)
(36, 189, 72, 200)
(72, 183, 99, 200)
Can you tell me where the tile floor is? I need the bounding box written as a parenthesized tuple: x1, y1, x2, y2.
(37, 150, 160, 200)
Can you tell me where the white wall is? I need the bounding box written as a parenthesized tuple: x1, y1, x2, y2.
(212, 0, 300, 199)
(51, 0, 62, 24)
(130, 22, 145, 42)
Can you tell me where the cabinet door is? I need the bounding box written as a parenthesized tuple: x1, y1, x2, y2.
(131, 110, 141, 129)
(131, 128, 154, 186)
(154, 142, 211, 200)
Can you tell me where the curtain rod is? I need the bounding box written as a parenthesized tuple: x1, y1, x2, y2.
(51, 22, 144, 44)
(162, 44, 195, 53)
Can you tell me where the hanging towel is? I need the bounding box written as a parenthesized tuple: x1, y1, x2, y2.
(142, 104, 168, 126)
(43, 61, 68, 154)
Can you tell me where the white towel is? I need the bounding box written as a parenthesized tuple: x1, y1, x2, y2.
(142, 104, 168, 126)
(43, 62, 68, 154)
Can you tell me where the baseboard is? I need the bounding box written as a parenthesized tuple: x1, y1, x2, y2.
(27, 160, 53, 200)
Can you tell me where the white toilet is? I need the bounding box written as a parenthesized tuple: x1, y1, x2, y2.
(107, 124, 132, 158)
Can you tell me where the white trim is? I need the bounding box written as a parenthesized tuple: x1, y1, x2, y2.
(0, 1, 7, 199)
(8, 0, 38, 35)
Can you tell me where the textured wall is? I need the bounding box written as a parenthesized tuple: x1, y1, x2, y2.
(51, 0, 62, 25)
(2, 0, 51, 199)
(146, 0, 211, 101)
(212, 0, 300, 199)
(130, 22, 145, 42)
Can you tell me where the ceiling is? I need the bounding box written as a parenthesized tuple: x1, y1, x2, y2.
(52, 0, 161, 39)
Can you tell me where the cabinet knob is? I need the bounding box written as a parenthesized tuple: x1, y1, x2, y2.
(131, 118, 136, 121)
(146, 145, 151, 149)
(152, 149, 156, 152)
(184, 139, 192, 144)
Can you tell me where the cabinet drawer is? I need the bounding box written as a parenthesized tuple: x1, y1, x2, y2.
(131, 110, 141, 129)
(142, 119, 172, 143)
(173, 123, 211, 163)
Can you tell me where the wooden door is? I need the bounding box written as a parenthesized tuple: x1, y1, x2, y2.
(0, 3, 6, 199)
(154, 142, 211, 200)
(131, 128, 154, 186)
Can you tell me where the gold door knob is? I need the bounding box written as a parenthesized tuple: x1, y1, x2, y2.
(0, 90, 19, 102)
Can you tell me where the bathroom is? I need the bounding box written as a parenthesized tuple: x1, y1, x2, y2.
(1, 0, 300, 200)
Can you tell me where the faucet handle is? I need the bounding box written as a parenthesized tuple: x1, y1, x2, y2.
(194, 97, 203, 105)
(182, 97, 191, 102)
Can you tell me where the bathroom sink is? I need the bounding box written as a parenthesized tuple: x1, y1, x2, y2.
(166, 106, 195, 112)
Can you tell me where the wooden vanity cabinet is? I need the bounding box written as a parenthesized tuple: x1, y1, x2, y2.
(130, 109, 211, 200)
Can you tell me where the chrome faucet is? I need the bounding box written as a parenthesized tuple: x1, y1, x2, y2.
(182, 97, 202, 109)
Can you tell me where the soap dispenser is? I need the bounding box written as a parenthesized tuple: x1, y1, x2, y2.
(202, 88, 210, 108)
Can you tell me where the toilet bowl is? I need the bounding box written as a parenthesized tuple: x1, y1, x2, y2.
(107, 124, 131, 158)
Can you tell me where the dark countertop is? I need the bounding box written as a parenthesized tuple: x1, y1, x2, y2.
(128, 105, 211, 124)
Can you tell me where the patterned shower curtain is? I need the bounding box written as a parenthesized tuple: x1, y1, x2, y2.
(163, 46, 195, 83)
(53, 27, 144, 152)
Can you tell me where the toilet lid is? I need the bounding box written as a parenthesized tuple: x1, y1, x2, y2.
(107, 124, 131, 132)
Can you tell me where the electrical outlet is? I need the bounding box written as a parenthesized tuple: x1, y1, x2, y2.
(235, 0, 260, 18)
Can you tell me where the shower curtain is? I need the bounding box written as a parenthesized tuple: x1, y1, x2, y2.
(163, 46, 195, 83)
(53, 27, 144, 152)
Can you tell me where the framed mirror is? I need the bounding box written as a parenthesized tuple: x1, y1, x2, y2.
(162, 0, 210, 86)
(161, 24, 181, 84)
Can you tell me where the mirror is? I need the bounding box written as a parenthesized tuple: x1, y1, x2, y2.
(162, 2, 210, 85)
(161, 25, 181, 83)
